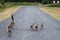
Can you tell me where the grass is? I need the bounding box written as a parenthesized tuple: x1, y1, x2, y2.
(0, 2, 15, 12)
(0, 6, 20, 22)
(11, 2, 39, 5)
(0, 2, 39, 12)
(0, 3, 4, 12)
(40, 5, 60, 21)
(48, 3, 60, 7)
(0, 2, 21, 22)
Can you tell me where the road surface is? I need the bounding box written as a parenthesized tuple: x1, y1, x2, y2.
(0, 6, 60, 40)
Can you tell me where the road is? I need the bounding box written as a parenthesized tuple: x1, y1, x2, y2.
(0, 6, 60, 40)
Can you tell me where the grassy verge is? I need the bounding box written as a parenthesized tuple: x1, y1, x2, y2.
(48, 3, 60, 7)
(0, 2, 38, 12)
(0, 2, 22, 22)
(0, 6, 20, 22)
(0, 2, 17, 12)
(9, 2, 39, 5)
(40, 5, 60, 21)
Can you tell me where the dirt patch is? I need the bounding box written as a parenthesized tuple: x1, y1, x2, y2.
(0, 6, 21, 22)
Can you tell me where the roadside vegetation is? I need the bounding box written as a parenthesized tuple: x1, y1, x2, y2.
(12, 2, 39, 5)
(0, 2, 20, 21)
(0, 2, 18, 12)
(0, 2, 38, 12)
(47, 3, 60, 7)
(40, 3, 60, 21)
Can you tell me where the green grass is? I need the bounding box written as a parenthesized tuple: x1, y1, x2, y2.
(47, 3, 60, 7)
(0, 2, 16, 12)
(0, 2, 39, 12)
(0, 3, 4, 12)
(6, 2, 39, 6)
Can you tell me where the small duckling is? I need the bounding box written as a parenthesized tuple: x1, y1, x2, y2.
(35, 26, 38, 31)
